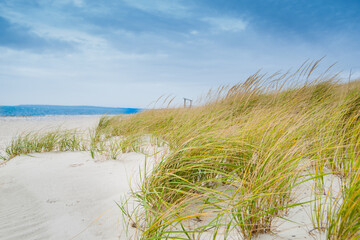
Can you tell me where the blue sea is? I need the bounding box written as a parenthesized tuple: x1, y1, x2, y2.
(0, 105, 142, 117)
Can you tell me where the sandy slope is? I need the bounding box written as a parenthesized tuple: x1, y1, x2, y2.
(0, 116, 341, 240)
(0, 116, 145, 240)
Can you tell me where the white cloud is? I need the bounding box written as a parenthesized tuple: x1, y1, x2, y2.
(72, 0, 84, 7)
(0, 7, 107, 50)
(121, 0, 189, 17)
(203, 17, 247, 32)
(32, 25, 107, 49)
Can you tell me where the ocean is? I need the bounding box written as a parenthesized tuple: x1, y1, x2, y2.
(0, 105, 142, 117)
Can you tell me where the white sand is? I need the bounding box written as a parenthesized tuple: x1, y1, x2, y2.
(0, 116, 145, 240)
(0, 116, 341, 240)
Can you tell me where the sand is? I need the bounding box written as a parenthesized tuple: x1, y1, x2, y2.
(0, 116, 341, 240)
(0, 116, 145, 240)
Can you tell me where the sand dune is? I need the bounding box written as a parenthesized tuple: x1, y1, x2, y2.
(0, 116, 340, 239)
(0, 116, 144, 240)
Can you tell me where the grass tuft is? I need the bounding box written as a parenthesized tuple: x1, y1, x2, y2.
(3, 130, 85, 160)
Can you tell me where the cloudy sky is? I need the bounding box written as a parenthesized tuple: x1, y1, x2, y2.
(1, 0, 359, 108)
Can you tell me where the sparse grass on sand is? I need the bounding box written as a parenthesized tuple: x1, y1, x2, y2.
(1, 130, 86, 160)
(3, 60, 360, 239)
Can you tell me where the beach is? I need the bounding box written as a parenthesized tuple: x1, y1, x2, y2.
(0, 116, 144, 240)
(0, 115, 342, 240)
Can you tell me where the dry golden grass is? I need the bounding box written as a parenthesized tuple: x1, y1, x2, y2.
(4, 60, 360, 239)
(104, 62, 360, 239)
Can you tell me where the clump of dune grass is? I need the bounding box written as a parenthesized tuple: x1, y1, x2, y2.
(2, 129, 86, 160)
(88, 117, 152, 160)
(327, 170, 360, 240)
(0, 115, 147, 161)
(96, 60, 360, 239)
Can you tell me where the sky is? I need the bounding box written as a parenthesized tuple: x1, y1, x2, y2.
(0, 0, 360, 108)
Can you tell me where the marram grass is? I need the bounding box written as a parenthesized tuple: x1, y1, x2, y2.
(99, 61, 360, 239)
(1, 130, 86, 160)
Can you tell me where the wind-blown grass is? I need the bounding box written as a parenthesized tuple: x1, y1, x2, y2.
(1, 130, 86, 160)
(98, 61, 360, 239)
(1, 115, 147, 161)
(2, 60, 360, 239)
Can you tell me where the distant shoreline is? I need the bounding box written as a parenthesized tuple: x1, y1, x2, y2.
(0, 115, 108, 121)
(0, 105, 142, 117)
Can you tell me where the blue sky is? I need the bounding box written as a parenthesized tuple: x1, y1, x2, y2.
(1, 0, 359, 108)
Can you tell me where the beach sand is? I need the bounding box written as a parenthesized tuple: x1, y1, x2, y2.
(0, 116, 145, 240)
(0, 116, 339, 239)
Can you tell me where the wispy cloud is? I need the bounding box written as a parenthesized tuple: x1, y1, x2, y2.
(0, 4, 106, 51)
(202, 17, 247, 32)
(72, 0, 85, 7)
(121, 0, 189, 17)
